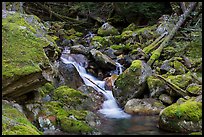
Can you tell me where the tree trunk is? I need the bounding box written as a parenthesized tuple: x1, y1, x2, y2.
(147, 2, 198, 66)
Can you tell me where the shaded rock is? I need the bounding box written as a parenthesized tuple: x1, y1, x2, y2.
(158, 100, 202, 133)
(90, 49, 116, 70)
(78, 85, 105, 111)
(113, 60, 152, 107)
(57, 59, 84, 89)
(124, 98, 165, 115)
(70, 44, 89, 55)
(158, 94, 174, 105)
(2, 100, 42, 135)
(147, 75, 166, 98)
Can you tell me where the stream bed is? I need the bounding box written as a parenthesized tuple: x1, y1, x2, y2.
(97, 115, 186, 135)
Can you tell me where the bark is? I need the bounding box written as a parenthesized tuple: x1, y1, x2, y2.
(147, 2, 198, 66)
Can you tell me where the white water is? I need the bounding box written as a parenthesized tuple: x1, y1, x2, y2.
(60, 53, 130, 119)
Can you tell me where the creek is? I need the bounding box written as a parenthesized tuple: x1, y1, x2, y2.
(59, 48, 185, 135)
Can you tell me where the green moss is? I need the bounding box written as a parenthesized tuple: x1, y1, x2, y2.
(38, 82, 55, 97)
(173, 60, 187, 74)
(121, 30, 133, 39)
(60, 118, 93, 134)
(162, 100, 202, 122)
(53, 86, 88, 105)
(97, 25, 119, 36)
(167, 73, 192, 89)
(186, 84, 202, 95)
(123, 23, 138, 31)
(129, 60, 142, 71)
(2, 12, 51, 81)
(110, 44, 124, 50)
(42, 101, 93, 134)
(189, 132, 202, 135)
(2, 102, 42, 135)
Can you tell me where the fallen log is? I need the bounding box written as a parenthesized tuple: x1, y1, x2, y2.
(147, 2, 198, 66)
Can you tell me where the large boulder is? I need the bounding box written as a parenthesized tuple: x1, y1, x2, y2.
(124, 98, 165, 115)
(2, 11, 59, 101)
(113, 60, 152, 107)
(158, 99, 202, 133)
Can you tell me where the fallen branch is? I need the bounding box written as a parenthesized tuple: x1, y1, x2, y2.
(154, 74, 189, 98)
(84, 77, 107, 93)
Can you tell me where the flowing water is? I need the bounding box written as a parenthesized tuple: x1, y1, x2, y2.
(60, 50, 185, 135)
(60, 52, 130, 119)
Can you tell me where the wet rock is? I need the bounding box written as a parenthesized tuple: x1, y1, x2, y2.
(158, 100, 202, 133)
(124, 98, 165, 115)
(90, 49, 116, 70)
(104, 74, 119, 91)
(113, 60, 152, 107)
(70, 44, 89, 55)
(78, 85, 104, 111)
(57, 60, 84, 89)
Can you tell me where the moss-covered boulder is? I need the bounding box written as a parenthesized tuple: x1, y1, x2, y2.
(97, 23, 119, 36)
(158, 100, 202, 133)
(2, 100, 42, 135)
(2, 11, 59, 101)
(113, 60, 152, 107)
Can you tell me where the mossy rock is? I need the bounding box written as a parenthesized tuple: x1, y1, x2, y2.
(167, 73, 192, 89)
(173, 60, 187, 75)
(2, 101, 42, 135)
(123, 23, 138, 32)
(2, 11, 59, 99)
(186, 83, 202, 96)
(53, 86, 88, 107)
(38, 82, 55, 98)
(158, 100, 202, 133)
(97, 23, 119, 36)
(60, 117, 93, 134)
(114, 60, 152, 107)
(147, 75, 166, 98)
(91, 36, 113, 49)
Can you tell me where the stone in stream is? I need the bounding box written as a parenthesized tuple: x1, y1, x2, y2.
(124, 98, 165, 115)
(90, 49, 117, 70)
(113, 60, 152, 107)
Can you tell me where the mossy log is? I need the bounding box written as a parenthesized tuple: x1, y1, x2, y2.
(143, 32, 167, 55)
(153, 74, 189, 98)
(147, 2, 198, 66)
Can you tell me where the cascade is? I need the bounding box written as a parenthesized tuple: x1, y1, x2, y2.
(60, 50, 130, 119)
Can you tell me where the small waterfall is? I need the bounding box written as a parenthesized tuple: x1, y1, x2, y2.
(60, 53, 130, 119)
